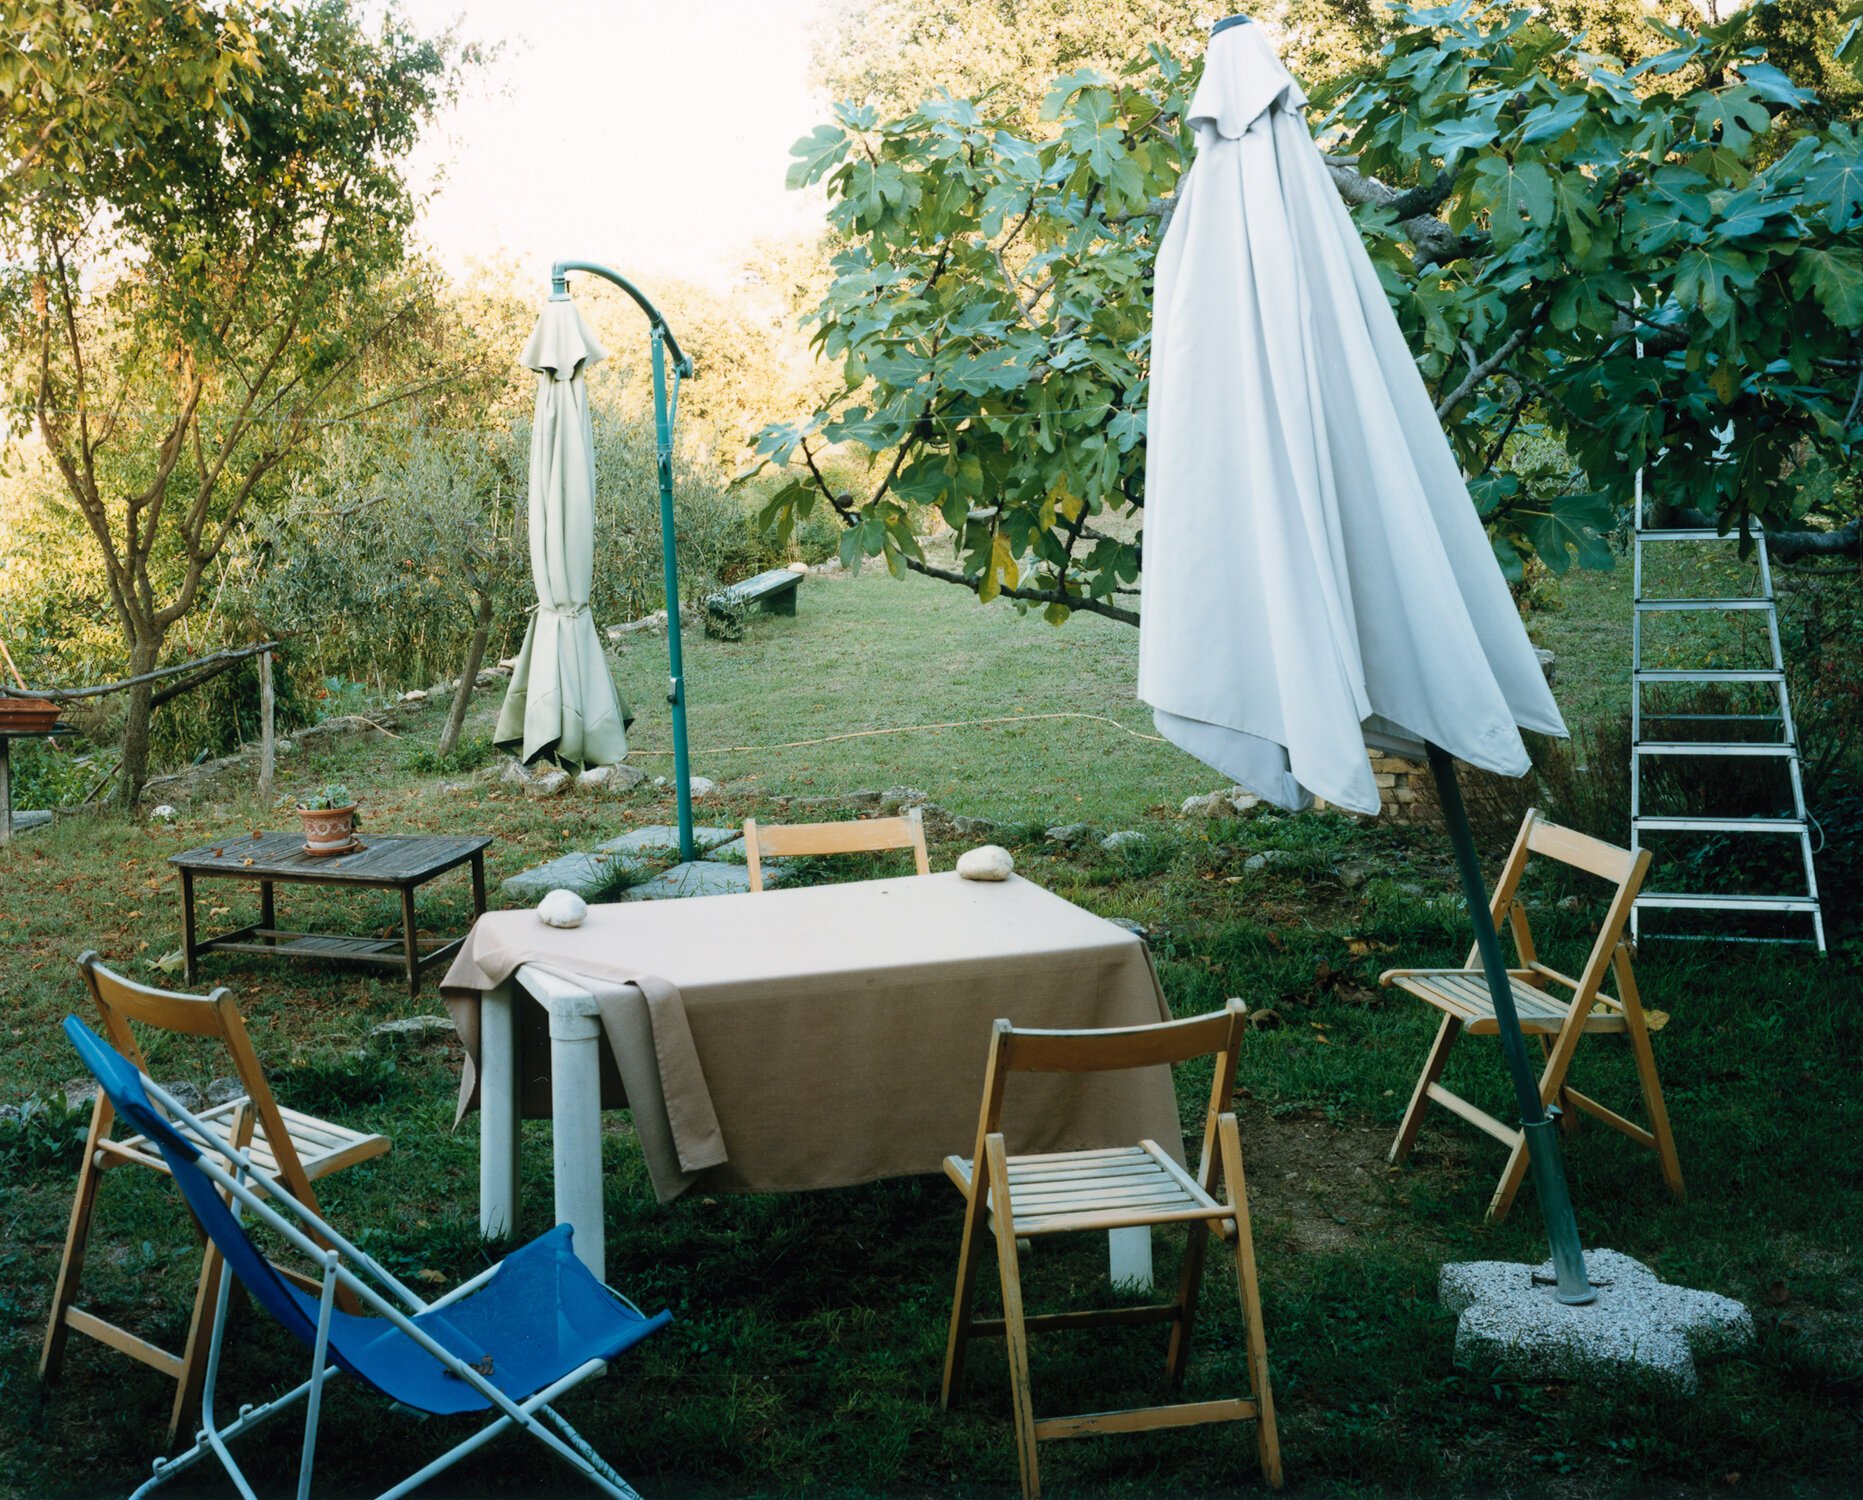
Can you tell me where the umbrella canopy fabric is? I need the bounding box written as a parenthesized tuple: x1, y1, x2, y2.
(1137, 20, 1565, 816)
(495, 299, 632, 769)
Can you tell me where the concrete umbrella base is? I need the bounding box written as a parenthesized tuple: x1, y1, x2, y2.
(1442, 1249, 1753, 1393)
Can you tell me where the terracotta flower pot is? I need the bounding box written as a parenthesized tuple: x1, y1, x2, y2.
(0, 697, 62, 733)
(298, 804, 359, 855)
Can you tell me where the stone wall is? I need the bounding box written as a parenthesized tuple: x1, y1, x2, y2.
(1368, 750, 1438, 824)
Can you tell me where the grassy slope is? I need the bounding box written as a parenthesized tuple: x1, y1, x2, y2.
(0, 564, 1858, 1499)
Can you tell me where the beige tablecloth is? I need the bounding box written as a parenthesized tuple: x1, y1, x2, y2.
(442, 872, 1181, 1201)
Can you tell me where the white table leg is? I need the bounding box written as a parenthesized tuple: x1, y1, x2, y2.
(1109, 1226, 1153, 1289)
(520, 966, 607, 1277)
(478, 980, 520, 1241)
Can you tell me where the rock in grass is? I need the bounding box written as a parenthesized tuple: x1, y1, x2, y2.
(537, 889, 589, 928)
(524, 768, 571, 799)
(1100, 830, 1147, 852)
(957, 846, 1014, 881)
(1044, 823, 1093, 847)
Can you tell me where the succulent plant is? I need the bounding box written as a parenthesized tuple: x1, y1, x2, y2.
(296, 784, 354, 811)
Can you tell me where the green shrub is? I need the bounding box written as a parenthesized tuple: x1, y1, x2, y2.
(0, 1093, 92, 1173)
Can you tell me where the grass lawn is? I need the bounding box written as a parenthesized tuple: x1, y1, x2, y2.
(1, 563, 1858, 1498)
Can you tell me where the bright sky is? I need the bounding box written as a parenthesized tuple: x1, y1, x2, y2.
(402, 0, 830, 290)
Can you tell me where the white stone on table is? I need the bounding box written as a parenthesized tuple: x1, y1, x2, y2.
(537, 889, 589, 928)
(1440, 1249, 1753, 1393)
(957, 845, 1014, 881)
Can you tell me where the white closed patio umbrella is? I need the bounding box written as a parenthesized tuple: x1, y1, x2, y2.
(496, 298, 632, 770)
(1138, 16, 1594, 1301)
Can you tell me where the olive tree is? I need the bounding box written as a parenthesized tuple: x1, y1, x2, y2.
(2, 1, 459, 804)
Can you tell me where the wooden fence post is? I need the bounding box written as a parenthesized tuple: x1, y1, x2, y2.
(257, 649, 276, 807)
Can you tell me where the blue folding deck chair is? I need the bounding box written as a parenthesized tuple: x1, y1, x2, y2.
(62, 1015, 671, 1500)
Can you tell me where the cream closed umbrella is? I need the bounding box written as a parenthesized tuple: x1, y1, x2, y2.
(1138, 16, 1564, 816)
(1139, 16, 1594, 1302)
(496, 299, 631, 769)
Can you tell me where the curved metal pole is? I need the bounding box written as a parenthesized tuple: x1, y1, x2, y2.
(550, 260, 694, 378)
(552, 260, 697, 862)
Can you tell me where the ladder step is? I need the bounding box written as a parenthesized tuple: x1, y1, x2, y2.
(1633, 527, 1761, 543)
(1633, 741, 1796, 756)
(1634, 816, 1807, 834)
(1633, 669, 1783, 683)
(1635, 893, 1821, 913)
(1635, 597, 1773, 612)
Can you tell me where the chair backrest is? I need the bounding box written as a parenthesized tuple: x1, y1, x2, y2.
(743, 807, 931, 891)
(60, 1014, 340, 1362)
(969, 999, 1249, 1186)
(1474, 810, 1652, 1006)
(77, 950, 315, 1201)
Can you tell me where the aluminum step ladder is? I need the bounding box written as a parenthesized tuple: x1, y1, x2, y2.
(1630, 509, 1825, 951)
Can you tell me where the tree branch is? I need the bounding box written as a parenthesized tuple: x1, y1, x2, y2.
(0, 640, 285, 702)
(902, 556, 1138, 624)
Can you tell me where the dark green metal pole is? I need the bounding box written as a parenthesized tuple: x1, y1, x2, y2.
(550, 260, 696, 863)
(649, 326, 694, 863)
(1425, 741, 1594, 1305)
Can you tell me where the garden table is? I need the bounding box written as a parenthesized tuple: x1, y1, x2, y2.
(442, 872, 1181, 1283)
(170, 832, 490, 996)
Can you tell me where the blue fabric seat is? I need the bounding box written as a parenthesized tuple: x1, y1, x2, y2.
(283, 1222, 667, 1416)
(62, 1015, 669, 1498)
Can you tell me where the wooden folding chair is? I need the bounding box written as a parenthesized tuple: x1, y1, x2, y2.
(40, 952, 390, 1440)
(742, 806, 931, 891)
(941, 998, 1280, 1499)
(1383, 809, 1684, 1222)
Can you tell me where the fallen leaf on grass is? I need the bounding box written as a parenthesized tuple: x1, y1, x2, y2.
(1247, 1008, 1282, 1031)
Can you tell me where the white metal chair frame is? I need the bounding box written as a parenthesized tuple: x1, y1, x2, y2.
(123, 1072, 650, 1500)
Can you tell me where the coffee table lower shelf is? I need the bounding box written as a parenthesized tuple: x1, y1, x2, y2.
(197, 926, 465, 973)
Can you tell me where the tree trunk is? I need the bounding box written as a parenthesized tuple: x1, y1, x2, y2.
(115, 634, 163, 810)
(438, 592, 496, 760)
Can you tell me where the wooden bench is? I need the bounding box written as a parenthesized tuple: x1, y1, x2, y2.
(706, 566, 804, 623)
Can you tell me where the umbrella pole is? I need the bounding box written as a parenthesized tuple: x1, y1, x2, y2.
(550, 260, 698, 864)
(650, 326, 696, 864)
(1424, 742, 1595, 1305)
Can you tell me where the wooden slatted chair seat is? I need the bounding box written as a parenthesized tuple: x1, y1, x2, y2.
(41, 952, 391, 1441)
(104, 1098, 387, 1183)
(1384, 970, 1671, 1036)
(1383, 810, 1682, 1222)
(944, 1144, 1239, 1240)
(942, 999, 1280, 1499)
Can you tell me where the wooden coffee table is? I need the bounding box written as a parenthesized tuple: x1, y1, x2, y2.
(170, 832, 491, 996)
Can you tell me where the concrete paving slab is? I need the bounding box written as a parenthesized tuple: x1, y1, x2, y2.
(620, 859, 790, 901)
(596, 825, 737, 857)
(501, 850, 644, 902)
